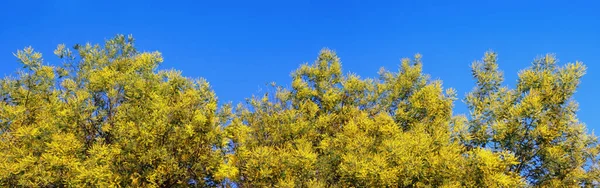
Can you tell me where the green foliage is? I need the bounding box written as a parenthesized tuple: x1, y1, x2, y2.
(466, 51, 600, 186)
(0, 35, 597, 187)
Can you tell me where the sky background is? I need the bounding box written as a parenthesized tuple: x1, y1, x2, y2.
(1, 0, 599, 134)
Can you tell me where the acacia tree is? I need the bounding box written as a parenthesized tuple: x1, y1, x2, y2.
(0, 35, 228, 187)
(224, 49, 522, 187)
(465, 51, 600, 186)
(0, 35, 597, 187)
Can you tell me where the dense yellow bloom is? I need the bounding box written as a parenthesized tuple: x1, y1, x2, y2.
(226, 49, 524, 187)
(0, 35, 597, 187)
(466, 51, 600, 186)
(0, 35, 227, 187)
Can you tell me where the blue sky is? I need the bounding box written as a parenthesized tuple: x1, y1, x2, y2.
(1, 0, 599, 134)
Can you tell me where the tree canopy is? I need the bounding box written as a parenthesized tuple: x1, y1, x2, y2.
(0, 35, 598, 187)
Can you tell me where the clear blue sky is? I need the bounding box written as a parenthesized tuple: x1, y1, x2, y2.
(1, 0, 599, 134)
